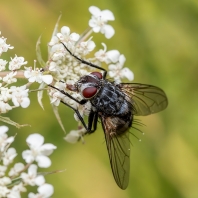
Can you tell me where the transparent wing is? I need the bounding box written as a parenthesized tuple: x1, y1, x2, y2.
(100, 116, 130, 190)
(117, 83, 168, 116)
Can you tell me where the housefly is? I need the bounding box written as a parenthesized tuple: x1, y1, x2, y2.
(49, 43, 168, 190)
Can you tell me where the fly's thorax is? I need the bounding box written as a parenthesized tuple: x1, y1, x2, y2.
(76, 72, 103, 99)
(90, 81, 133, 117)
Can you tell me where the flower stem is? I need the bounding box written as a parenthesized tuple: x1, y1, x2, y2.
(0, 70, 25, 78)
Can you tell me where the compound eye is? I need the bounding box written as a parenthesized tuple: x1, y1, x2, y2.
(82, 87, 97, 98)
(91, 72, 103, 79)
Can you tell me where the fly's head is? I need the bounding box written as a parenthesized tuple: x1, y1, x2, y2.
(67, 72, 103, 99)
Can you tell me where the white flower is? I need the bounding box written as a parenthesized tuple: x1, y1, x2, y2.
(64, 128, 86, 143)
(7, 190, 21, 198)
(24, 67, 53, 85)
(0, 126, 14, 152)
(49, 89, 62, 107)
(78, 39, 96, 56)
(56, 26, 80, 44)
(120, 67, 134, 81)
(0, 33, 14, 55)
(0, 186, 10, 197)
(51, 51, 65, 62)
(10, 85, 30, 108)
(28, 184, 54, 198)
(9, 163, 25, 177)
(0, 165, 7, 177)
(89, 6, 115, 39)
(3, 71, 17, 84)
(7, 182, 26, 198)
(108, 54, 134, 83)
(9, 55, 27, 71)
(0, 59, 8, 71)
(0, 87, 12, 102)
(0, 176, 11, 185)
(48, 61, 57, 72)
(3, 147, 17, 166)
(94, 43, 120, 64)
(21, 164, 43, 186)
(0, 100, 12, 113)
(22, 134, 57, 168)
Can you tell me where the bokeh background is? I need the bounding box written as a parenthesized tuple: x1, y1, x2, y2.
(1, 0, 198, 198)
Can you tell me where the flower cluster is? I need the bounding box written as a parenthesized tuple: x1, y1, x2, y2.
(0, 126, 56, 198)
(0, 5, 134, 145)
(34, 6, 133, 143)
(0, 32, 30, 116)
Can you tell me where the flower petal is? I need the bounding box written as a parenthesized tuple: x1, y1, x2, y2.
(89, 6, 101, 16)
(36, 155, 51, 168)
(121, 68, 134, 81)
(61, 26, 70, 36)
(22, 150, 34, 163)
(26, 134, 44, 148)
(40, 143, 57, 156)
(38, 184, 54, 197)
(103, 25, 115, 39)
(41, 75, 53, 85)
(0, 126, 9, 135)
(21, 97, 30, 108)
(106, 50, 120, 63)
(101, 10, 115, 21)
(35, 175, 45, 186)
(64, 130, 80, 143)
(28, 164, 37, 175)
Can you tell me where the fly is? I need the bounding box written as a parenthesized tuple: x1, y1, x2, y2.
(49, 42, 168, 189)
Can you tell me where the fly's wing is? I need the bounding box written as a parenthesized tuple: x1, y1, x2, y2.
(118, 83, 168, 116)
(100, 116, 130, 190)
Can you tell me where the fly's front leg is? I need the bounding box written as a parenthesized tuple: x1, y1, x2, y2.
(49, 84, 92, 133)
(48, 84, 87, 105)
(60, 100, 90, 132)
(61, 42, 107, 79)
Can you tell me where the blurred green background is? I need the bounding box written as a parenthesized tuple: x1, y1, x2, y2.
(1, 0, 198, 197)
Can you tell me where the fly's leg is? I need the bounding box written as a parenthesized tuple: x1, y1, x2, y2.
(87, 110, 98, 134)
(61, 42, 107, 79)
(49, 84, 97, 133)
(48, 84, 87, 105)
(60, 100, 98, 133)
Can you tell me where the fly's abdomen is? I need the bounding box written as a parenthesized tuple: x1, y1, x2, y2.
(100, 112, 133, 136)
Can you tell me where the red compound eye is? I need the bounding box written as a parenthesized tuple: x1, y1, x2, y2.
(82, 87, 97, 98)
(91, 72, 102, 79)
